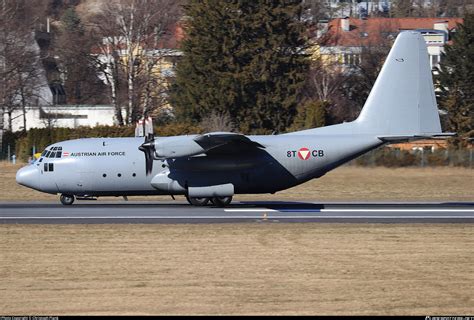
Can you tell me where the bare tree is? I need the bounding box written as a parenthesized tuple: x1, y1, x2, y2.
(0, 0, 47, 143)
(199, 111, 236, 132)
(89, 0, 181, 125)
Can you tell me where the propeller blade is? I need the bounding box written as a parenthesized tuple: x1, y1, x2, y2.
(138, 134, 155, 176)
(139, 138, 155, 176)
(137, 117, 156, 176)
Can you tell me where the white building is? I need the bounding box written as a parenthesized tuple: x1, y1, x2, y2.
(5, 105, 116, 132)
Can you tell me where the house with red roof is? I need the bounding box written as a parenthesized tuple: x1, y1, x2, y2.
(317, 17, 463, 69)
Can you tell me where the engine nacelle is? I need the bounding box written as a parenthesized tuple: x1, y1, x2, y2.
(154, 136, 205, 159)
(150, 171, 186, 193)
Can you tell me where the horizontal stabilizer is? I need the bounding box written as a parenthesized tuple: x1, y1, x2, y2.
(378, 133, 456, 143)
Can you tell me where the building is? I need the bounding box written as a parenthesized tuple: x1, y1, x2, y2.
(5, 105, 116, 132)
(321, 0, 391, 18)
(317, 17, 463, 69)
(387, 139, 448, 152)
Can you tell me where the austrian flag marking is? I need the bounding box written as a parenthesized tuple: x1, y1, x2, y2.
(297, 147, 310, 160)
(63, 152, 70, 157)
(287, 148, 325, 159)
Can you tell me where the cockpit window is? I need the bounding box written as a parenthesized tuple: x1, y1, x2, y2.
(42, 146, 63, 159)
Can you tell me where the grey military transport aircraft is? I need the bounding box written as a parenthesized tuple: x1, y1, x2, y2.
(16, 31, 452, 207)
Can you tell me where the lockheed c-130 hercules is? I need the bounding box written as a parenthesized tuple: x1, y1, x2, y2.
(16, 31, 453, 207)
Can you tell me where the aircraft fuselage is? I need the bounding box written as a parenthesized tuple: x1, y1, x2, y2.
(16, 135, 382, 198)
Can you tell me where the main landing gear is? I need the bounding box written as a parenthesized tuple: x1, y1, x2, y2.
(185, 195, 233, 207)
(60, 194, 75, 205)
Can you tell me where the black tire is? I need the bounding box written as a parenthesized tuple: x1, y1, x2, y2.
(211, 196, 233, 207)
(60, 194, 75, 206)
(186, 195, 210, 206)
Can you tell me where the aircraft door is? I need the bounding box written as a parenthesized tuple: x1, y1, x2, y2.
(77, 171, 96, 194)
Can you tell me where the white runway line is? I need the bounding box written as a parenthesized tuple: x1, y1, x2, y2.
(225, 209, 278, 212)
(321, 209, 474, 212)
(1, 215, 474, 219)
(225, 208, 474, 213)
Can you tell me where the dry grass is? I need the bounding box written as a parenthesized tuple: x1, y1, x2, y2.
(1, 162, 473, 314)
(1, 161, 473, 202)
(0, 224, 473, 315)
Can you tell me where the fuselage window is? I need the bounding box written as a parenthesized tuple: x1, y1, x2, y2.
(44, 163, 48, 172)
(49, 163, 54, 171)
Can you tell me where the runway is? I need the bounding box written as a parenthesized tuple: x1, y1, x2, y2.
(0, 201, 473, 223)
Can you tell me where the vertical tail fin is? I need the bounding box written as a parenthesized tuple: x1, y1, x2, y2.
(290, 31, 444, 137)
(355, 31, 442, 135)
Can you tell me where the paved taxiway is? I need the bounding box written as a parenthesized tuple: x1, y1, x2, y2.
(0, 201, 473, 223)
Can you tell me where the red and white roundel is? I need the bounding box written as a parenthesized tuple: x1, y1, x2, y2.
(297, 147, 310, 160)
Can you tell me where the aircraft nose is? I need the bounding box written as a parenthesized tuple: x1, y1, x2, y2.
(16, 165, 41, 191)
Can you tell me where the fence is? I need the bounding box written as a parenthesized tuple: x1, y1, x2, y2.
(350, 147, 473, 168)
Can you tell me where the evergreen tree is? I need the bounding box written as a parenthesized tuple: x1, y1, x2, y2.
(171, 0, 309, 133)
(391, 0, 414, 17)
(436, 14, 474, 148)
(289, 100, 327, 131)
(61, 7, 84, 34)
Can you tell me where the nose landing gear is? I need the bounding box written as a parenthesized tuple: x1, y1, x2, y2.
(60, 194, 75, 205)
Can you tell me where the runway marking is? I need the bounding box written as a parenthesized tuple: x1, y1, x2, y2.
(225, 209, 278, 212)
(321, 209, 474, 212)
(1, 215, 474, 220)
(226, 208, 474, 213)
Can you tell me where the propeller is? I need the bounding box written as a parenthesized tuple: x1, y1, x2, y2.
(138, 117, 156, 176)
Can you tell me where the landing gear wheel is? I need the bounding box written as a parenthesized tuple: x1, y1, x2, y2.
(211, 196, 233, 207)
(60, 194, 75, 206)
(186, 195, 210, 206)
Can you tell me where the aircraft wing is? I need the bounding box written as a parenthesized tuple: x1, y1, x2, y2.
(194, 132, 265, 155)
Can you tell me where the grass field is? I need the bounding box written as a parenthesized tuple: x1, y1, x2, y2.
(1, 162, 473, 315)
(1, 224, 473, 315)
(1, 162, 473, 201)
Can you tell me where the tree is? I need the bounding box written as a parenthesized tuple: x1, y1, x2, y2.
(300, 59, 347, 124)
(54, 7, 108, 105)
(89, 0, 181, 125)
(436, 14, 474, 148)
(289, 99, 327, 131)
(171, 0, 310, 134)
(0, 0, 47, 143)
(391, 0, 414, 17)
